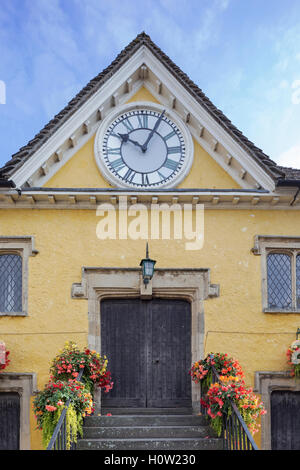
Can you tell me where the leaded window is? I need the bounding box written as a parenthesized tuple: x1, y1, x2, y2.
(267, 251, 300, 311)
(0, 254, 22, 313)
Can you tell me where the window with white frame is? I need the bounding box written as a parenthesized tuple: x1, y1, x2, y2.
(0, 237, 38, 316)
(253, 236, 300, 312)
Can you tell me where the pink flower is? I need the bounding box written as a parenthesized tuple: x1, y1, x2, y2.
(45, 405, 57, 412)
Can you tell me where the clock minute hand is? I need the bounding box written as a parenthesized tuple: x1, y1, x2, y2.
(141, 110, 165, 152)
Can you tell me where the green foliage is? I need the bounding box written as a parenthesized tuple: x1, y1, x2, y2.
(41, 406, 63, 449)
(192, 352, 266, 437)
(33, 341, 114, 449)
(50, 341, 113, 394)
(33, 377, 94, 449)
(209, 414, 223, 437)
(65, 404, 83, 450)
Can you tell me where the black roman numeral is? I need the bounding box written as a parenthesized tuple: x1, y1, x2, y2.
(122, 118, 134, 132)
(167, 146, 181, 154)
(157, 170, 166, 181)
(109, 158, 125, 171)
(137, 113, 148, 129)
(107, 147, 121, 155)
(163, 130, 176, 141)
(124, 168, 136, 182)
(163, 158, 178, 171)
(142, 174, 150, 185)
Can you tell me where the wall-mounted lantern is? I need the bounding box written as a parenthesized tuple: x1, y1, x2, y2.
(140, 243, 156, 286)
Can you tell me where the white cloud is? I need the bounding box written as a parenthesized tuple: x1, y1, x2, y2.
(276, 145, 300, 169)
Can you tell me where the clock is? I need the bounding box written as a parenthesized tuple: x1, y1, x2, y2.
(94, 102, 194, 189)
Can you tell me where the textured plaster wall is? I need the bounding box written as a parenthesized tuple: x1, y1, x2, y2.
(1, 87, 297, 450)
(1, 208, 300, 448)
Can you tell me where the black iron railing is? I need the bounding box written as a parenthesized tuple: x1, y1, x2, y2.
(200, 365, 259, 450)
(46, 368, 84, 450)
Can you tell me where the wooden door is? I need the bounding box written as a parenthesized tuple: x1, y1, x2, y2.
(101, 298, 191, 408)
(147, 299, 191, 407)
(100, 299, 147, 407)
(0, 392, 20, 450)
(271, 391, 300, 450)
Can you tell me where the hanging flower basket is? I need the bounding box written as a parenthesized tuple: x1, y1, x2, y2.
(33, 341, 114, 449)
(190, 352, 244, 388)
(49, 341, 113, 395)
(286, 340, 300, 378)
(0, 350, 10, 372)
(190, 352, 266, 437)
(201, 376, 266, 436)
(33, 379, 94, 449)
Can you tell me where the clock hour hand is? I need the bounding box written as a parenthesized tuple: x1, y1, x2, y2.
(141, 110, 165, 152)
(118, 133, 143, 150)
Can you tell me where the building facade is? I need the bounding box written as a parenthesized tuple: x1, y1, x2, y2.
(0, 33, 300, 450)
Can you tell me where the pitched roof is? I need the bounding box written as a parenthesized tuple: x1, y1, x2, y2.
(1, 32, 299, 187)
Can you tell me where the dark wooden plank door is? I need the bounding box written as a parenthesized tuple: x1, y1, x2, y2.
(101, 298, 191, 408)
(101, 299, 147, 407)
(147, 299, 191, 407)
(271, 391, 300, 450)
(0, 392, 20, 450)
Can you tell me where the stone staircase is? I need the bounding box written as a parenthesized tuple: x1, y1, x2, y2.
(77, 408, 223, 450)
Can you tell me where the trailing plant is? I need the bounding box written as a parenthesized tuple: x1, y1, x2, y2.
(33, 342, 113, 449)
(191, 352, 266, 437)
(201, 375, 266, 436)
(33, 378, 94, 449)
(49, 341, 113, 395)
(286, 339, 300, 378)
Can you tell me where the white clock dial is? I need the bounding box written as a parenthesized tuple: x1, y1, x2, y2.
(94, 103, 194, 189)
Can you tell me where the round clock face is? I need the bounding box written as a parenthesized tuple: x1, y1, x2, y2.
(94, 103, 193, 188)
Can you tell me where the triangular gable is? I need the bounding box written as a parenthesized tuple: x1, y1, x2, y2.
(0, 32, 295, 192)
(45, 86, 241, 190)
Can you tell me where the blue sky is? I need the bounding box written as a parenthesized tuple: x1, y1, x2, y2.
(0, 0, 300, 170)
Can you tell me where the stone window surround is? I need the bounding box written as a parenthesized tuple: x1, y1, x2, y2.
(0, 372, 38, 450)
(254, 370, 300, 450)
(252, 235, 300, 313)
(0, 236, 38, 316)
(71, 267, 219, 413)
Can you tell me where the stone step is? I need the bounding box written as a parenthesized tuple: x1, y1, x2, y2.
(84, 414, 207, 427)
(83, 425, 213, 439)
(101, 407, 193, 415)
(77, 437, 223, 451)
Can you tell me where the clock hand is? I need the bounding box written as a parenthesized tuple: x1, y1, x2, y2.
(118, 133, 143, 150)
(141, 110, 165, 152)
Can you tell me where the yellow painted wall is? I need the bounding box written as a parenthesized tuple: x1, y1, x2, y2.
(0, 86, 296, 450)
(44, 87, 240, 190)
(1, 207, 300, 449)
